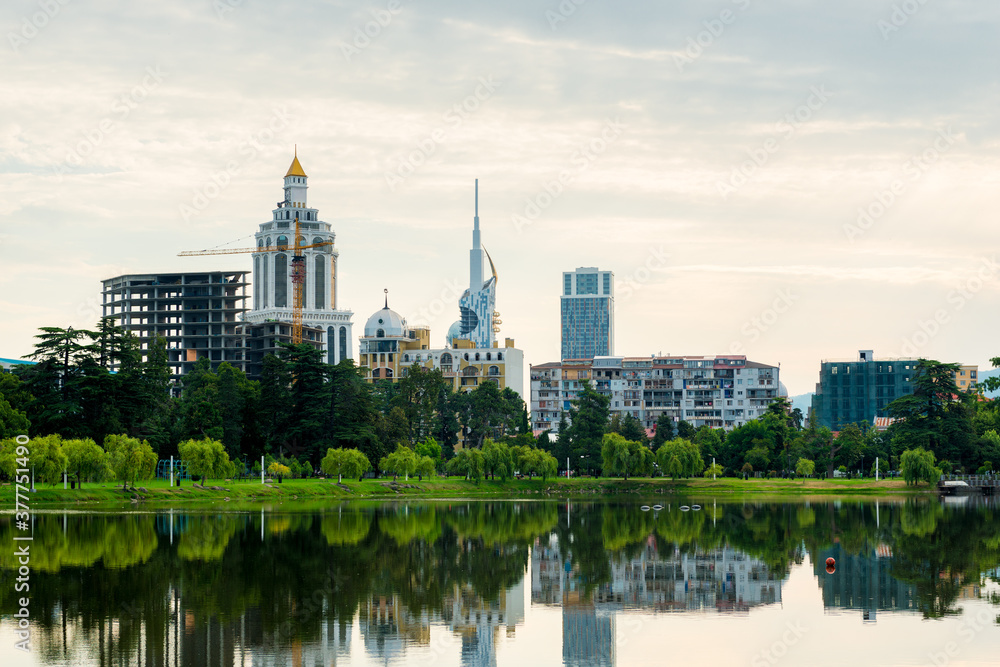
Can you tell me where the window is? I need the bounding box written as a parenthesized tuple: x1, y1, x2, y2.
(277, 235, 288, 248)
(832, 366, 838, 375)
(327, 327, 336, 364)
(404, 354, 410, 362)
(339, 326, 347, 361)
(463, 366, 478, 377)
(564, 274, 572, 295)
(475, 353, 480, 361)
(373, 368, 381, 379)
(497, 353, 503, 361)
(488, 365, 500, 376)
(441, 352, 452, 370)
(376, 329, 384, 338)
(315, 256, 325, 309)
(486, 352, 491, 360)
(274, 254, 287, 307)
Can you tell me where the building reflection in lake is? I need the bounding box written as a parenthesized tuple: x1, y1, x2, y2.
(532, 532, 786, 665)
(813, 542, 917, 622)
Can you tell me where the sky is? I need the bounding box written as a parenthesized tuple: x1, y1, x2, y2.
(2, 0, 999, 396)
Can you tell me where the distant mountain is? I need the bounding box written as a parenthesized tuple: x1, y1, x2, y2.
(788, 393, 813, 415)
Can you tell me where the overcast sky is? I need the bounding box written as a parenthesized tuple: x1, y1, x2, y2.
(2, 0, 999, 395)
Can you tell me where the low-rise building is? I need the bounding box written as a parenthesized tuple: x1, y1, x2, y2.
(358, 300, 524, 399)
(531, 354, 781, 434)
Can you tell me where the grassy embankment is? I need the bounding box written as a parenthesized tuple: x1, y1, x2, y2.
(0, 475, 930, 507)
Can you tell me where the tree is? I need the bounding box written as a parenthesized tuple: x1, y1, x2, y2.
(568, 381, 610, 476)
(446, 447, 485, 484)
(795, 457, 815, 478)
(652, 413, 674, 448)
(601, 432, 654, 480)
(320, 447, 371, 483)
(516, 446, 558, 480)
(380, 444, 418, 481)
(267, 461, 291, 480)
(676, 420, 696, 439)
(415, 455, 436, 480)
(104, 434, 157, 490)
(900, 447, 940, 486)
(888, 359, 974, 467)
(655, 438, 704, 478)
(62, 438, 108, 488)
(0, 394, 30, 439)
(414, 436, 442, 467)
(608, 413, 648, 444)
(178, 437, 236, 483)
(482, 439, 514, 481)
(703, 462, 723, 478)
(0, 434, 68, 485)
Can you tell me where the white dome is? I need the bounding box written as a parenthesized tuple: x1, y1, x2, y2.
(364, 306, 406, 337)
(446, 320, 464, 347)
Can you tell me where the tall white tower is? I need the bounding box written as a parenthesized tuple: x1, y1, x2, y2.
(245, 151, 354, 362)
(451, 179, 497, 349)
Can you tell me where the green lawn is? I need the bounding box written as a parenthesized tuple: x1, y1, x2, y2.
(0, 474, 930, 508)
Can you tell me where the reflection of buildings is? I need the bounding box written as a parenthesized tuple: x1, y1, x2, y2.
(533, 536, 784, 615)
(533, 534, 785, 667)
(813, 543, 916, 621)
(440, 578, 524, 667)
(359, 594, 431, 663)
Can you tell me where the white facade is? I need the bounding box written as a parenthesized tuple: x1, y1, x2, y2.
(450, 180, 497, 349)
(531, 355, 781, 434)
(244, 153, 354, 363)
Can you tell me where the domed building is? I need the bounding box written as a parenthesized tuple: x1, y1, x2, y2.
(356, 182, 523, 398)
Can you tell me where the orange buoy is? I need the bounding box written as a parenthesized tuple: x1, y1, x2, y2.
(825, 557, 836, 574)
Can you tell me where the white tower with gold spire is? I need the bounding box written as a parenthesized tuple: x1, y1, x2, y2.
(245, 150, 354, 362)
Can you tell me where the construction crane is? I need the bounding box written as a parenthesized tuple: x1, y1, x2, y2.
(179, 211, 329, 344)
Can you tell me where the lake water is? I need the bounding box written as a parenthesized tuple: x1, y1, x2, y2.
(2, 498, 1000, 667)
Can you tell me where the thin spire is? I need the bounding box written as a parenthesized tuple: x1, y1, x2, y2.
(384, 288, 388, 309)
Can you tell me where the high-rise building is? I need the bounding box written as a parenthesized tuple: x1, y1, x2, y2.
(560, 267, 614, 360)
(101, 270, 249, 386)
(809, 350, 978, 431)
(531, 354, 781, 433)
(244, 151, 354, 364)
(449, 180, 497, 349)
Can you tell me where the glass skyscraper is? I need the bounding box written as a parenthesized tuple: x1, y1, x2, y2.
(560, 267, 614, 360)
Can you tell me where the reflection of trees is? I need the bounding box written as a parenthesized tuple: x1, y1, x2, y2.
(178, 514, 239, 561)
(9, 499, 1000, 665)
(322, 507, 371, 545)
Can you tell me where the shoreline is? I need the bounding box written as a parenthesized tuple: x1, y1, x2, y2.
(0, 476, 932, 509)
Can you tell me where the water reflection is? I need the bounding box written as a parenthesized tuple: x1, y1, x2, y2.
(1, 499, 999, 666)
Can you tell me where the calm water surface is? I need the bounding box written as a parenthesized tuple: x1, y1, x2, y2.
(2, 498, 1000, 667)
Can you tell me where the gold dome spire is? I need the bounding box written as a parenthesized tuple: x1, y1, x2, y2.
(285, 145, 307, 178)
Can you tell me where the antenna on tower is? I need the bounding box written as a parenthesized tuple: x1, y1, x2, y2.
(475, 178, 478, 217)
(384, 288, 388, 309)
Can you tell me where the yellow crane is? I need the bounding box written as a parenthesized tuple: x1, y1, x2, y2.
(178, 211, 329, 344)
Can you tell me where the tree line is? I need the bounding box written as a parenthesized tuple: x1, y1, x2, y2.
(2, 321, 998, 483)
